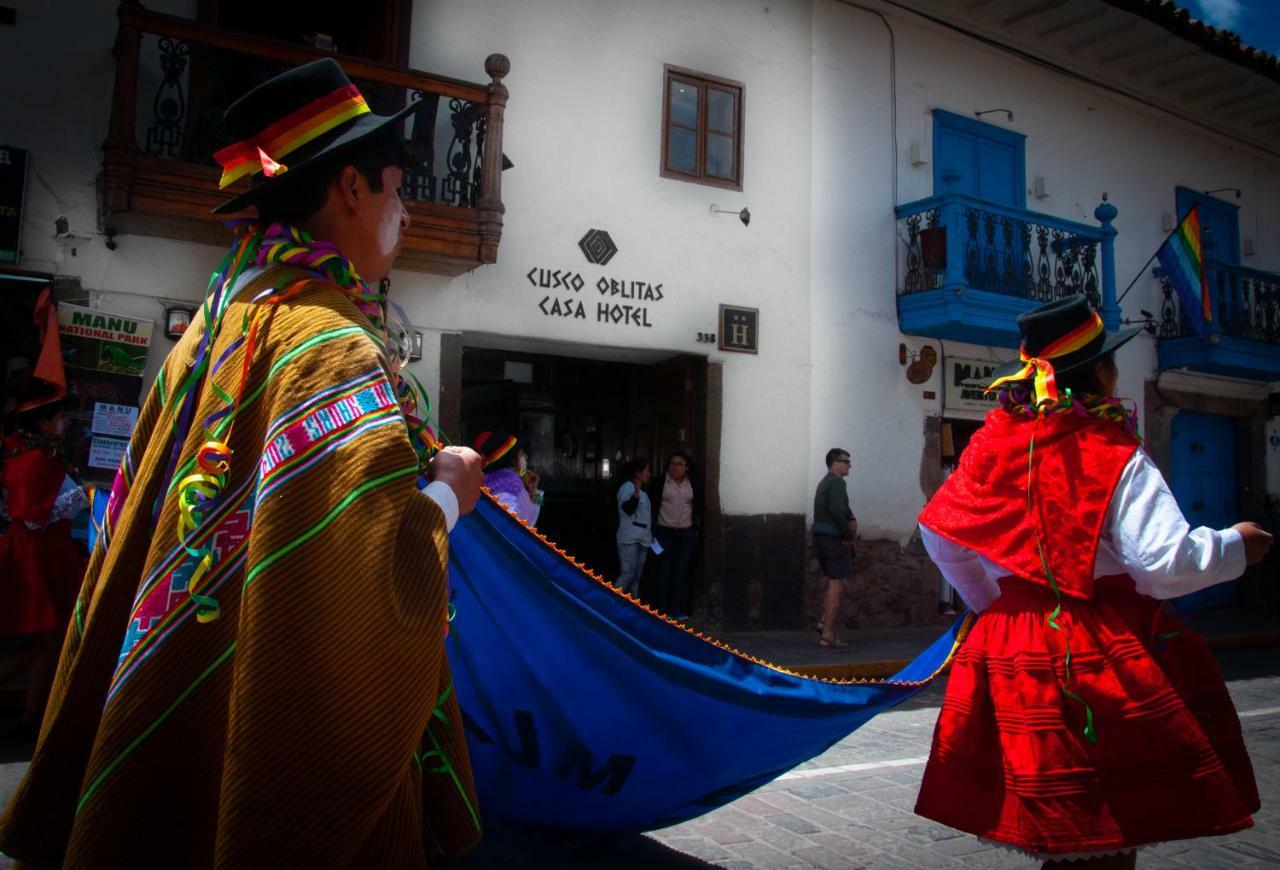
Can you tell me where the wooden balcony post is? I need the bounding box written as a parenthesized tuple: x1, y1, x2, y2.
(102, 0, 143, 218)
(1094, 195, 1120, 331)
(476, 53, 510, 265)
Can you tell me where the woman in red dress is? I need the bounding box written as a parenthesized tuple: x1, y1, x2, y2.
(0, 396, 89, 737)
(915, 296, 1272, 868)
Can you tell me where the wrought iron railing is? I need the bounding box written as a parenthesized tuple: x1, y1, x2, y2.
(102, 3, 509, 270)
(1158, 261, 1280, 343)
(132, 27, 492, 208)
(896, 193, 1104, 309)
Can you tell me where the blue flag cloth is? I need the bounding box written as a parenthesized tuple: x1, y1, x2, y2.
(1155, 205, 1212, 336)
(447, 496, 968, 832)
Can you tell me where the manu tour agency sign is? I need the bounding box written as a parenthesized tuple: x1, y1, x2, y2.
(943, 355, 1001, 415)
(57, 304, 153, 376)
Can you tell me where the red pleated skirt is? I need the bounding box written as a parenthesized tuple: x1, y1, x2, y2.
(916, 575, 1258, 855)
(0, 520, 86, 637)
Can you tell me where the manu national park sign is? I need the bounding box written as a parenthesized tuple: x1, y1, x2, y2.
(58, 304, 154, 376)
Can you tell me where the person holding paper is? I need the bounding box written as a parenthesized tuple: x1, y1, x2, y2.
(615, 457, 653, 596)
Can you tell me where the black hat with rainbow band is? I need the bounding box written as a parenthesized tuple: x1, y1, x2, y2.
(987, 295, 1140, 405)
(211, 58, 425, 215)
(472, 430, 520, 471)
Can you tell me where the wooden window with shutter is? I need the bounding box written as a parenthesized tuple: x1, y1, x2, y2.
(661, 66, 743, 190)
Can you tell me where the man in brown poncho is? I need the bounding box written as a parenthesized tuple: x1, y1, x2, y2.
(0, 59, 486, 867)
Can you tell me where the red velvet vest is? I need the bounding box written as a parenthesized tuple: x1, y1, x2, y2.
(919, 409, 1139, 600)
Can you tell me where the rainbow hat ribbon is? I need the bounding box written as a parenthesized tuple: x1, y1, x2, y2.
(213, 83, 370, 189)
(986, 310, 1104, 406)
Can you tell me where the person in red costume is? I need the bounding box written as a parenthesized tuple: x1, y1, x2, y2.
(914, 295, 1272, 869)
(0, 392, 89, 739)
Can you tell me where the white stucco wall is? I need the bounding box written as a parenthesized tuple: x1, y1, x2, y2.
(1, 0, 221, 386)
(404, 0, 815, 515)
(4, 0, 1275, 528)
(808, 0, 1280, 540)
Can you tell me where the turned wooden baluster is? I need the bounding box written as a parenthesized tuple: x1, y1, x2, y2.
(477, 53, 509, 265)
(102, 0, 143, 218)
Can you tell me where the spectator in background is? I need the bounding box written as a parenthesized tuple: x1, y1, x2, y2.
(0, 392, 89, 741)
(651, 451, 698, 619)
(472, 429, 542, 526)
(812, 448, 856, 648)
(615, 457, 653, 596)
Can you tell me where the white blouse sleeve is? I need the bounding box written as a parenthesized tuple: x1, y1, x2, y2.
(1105, 450, 1246, 599)
(919, 525, 1002, 613)
(421, 480, 459, 532)
(44, 475, 90, 524)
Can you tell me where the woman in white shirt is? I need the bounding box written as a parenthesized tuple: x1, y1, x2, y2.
(913, 296, 1271, 867)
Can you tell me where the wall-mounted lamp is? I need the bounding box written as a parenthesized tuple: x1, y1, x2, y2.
(1121, 309, 1158, 336)
(975, 108, 1014, 122)
(710, 203, 751, 227)
(409, 330, 424, 362)
(1205, 188, 1242, 199)
(909, 141, 928, 166)
(164, 306, 195, 340)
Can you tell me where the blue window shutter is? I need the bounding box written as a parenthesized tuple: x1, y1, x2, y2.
(932, 109, 1026, 208)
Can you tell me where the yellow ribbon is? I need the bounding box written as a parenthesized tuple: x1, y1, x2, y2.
(985, 311, 1105, 406)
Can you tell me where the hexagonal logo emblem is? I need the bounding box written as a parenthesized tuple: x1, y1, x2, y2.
(578, 229, 618, 266)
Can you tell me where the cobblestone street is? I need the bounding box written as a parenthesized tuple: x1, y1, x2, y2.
(642, 659, 1279, 868)
(3, 649, 1277, 869)
(457, 647, 1280, 869)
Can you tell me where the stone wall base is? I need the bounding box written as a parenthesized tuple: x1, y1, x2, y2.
(706, 517, 952, 630)
(803, 534, 953, 629)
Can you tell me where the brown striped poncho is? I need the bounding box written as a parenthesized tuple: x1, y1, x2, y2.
(0, 267, 480, 868)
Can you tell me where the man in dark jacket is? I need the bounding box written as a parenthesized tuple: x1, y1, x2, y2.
(812, 448, 856, 647)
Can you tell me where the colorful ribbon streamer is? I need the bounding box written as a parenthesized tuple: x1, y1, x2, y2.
(160, 222, 447, 631)
(986, 311, 1105, 406)
(1026, 420, 1097, 744)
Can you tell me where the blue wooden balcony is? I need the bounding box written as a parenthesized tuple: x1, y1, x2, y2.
(895, 194, 1119, 347)
(1156, 261, 1280, 381)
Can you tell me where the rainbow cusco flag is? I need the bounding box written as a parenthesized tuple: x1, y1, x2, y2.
(1156, 205, 1213, 335)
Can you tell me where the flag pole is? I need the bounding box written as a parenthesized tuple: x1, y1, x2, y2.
(1115, 204, 1197, 306)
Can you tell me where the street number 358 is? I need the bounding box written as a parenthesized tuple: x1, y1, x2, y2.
(696, 332, 716, 343)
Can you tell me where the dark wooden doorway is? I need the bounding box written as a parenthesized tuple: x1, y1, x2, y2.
(459, 346, 707, 601)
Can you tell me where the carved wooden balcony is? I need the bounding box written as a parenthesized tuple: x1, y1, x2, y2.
(102, 3, 509, 275)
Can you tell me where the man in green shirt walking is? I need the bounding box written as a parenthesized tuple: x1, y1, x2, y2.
(812, 448, 857, 647)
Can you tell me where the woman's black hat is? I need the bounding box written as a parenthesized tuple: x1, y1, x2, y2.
(989, 294, 1141, 384)
(211, 58, 425, 215)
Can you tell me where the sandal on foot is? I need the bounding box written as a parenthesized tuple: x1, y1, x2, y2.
(819, 638, 849, 648)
